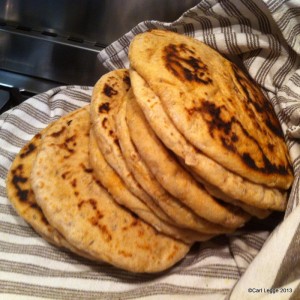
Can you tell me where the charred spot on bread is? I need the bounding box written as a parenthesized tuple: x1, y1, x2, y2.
(102, 117, 108, 129)
(163, 43, 212, 84)
(231, 63, 283, 138)
(187, 100, 290, 176)
(51, 126, 66, 137)
(103, 84, 118, 97)
(10, 164, 30, 202)
(123, 73, 131, 90)
(80, 163, 93, 173)
(98, 102, 110, 113)
(20, 142, 37, 159)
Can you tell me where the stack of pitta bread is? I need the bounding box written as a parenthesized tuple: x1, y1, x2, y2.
(6, 29, 294, 273)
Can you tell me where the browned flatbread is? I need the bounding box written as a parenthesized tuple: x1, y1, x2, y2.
(129, 29, 293, 190)
(130, 69, 285, 213)
(126, 92, 251, 229)
(89, 129, 215, 242)
(6, 122, 99, 260)
(116, 89, 238, 231)
(189, 170, 271, 219)
(90, 69, 174, 224)
(31, 106, 191, 273)
(90, 69, 223, 239)
(6, 129, 69, 246)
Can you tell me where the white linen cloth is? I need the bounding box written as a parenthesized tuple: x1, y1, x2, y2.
(0, 0, 299, 299)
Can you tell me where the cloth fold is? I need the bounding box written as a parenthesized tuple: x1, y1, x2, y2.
(0, 0, 300, 299)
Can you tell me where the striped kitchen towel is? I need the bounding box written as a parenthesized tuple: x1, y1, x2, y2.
(1, 0, 300, 299)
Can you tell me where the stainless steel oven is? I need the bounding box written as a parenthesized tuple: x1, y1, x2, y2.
(0, 0, 199, 113)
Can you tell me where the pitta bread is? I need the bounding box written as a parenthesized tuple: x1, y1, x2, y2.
(189, 170, 271, 219)
(129, 29, 293, 190)
(90, 69, 173, 224)
(6, 124, 100, 260)
(31, 106, 191, 273)
(115, 89, 233, 233)
(126, 93, 250, 229)
(130, 70, 287, 212)
(6, 129, 69, 247)
(89, 129, 215, 242)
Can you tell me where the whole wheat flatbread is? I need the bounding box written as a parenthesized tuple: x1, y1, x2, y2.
(6, 123, 101, 260)
(130, 70, 286, 212)
(89, 129, 215, 242)
(90, 69, 173, 224)
(188, 170, 271, 219)
(31, 106, 191, 273)
(129, 29, 293, 190)
(126, 94, 251, 229)
(116, 89, 235, 232)
(6, 129, 69, 247)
